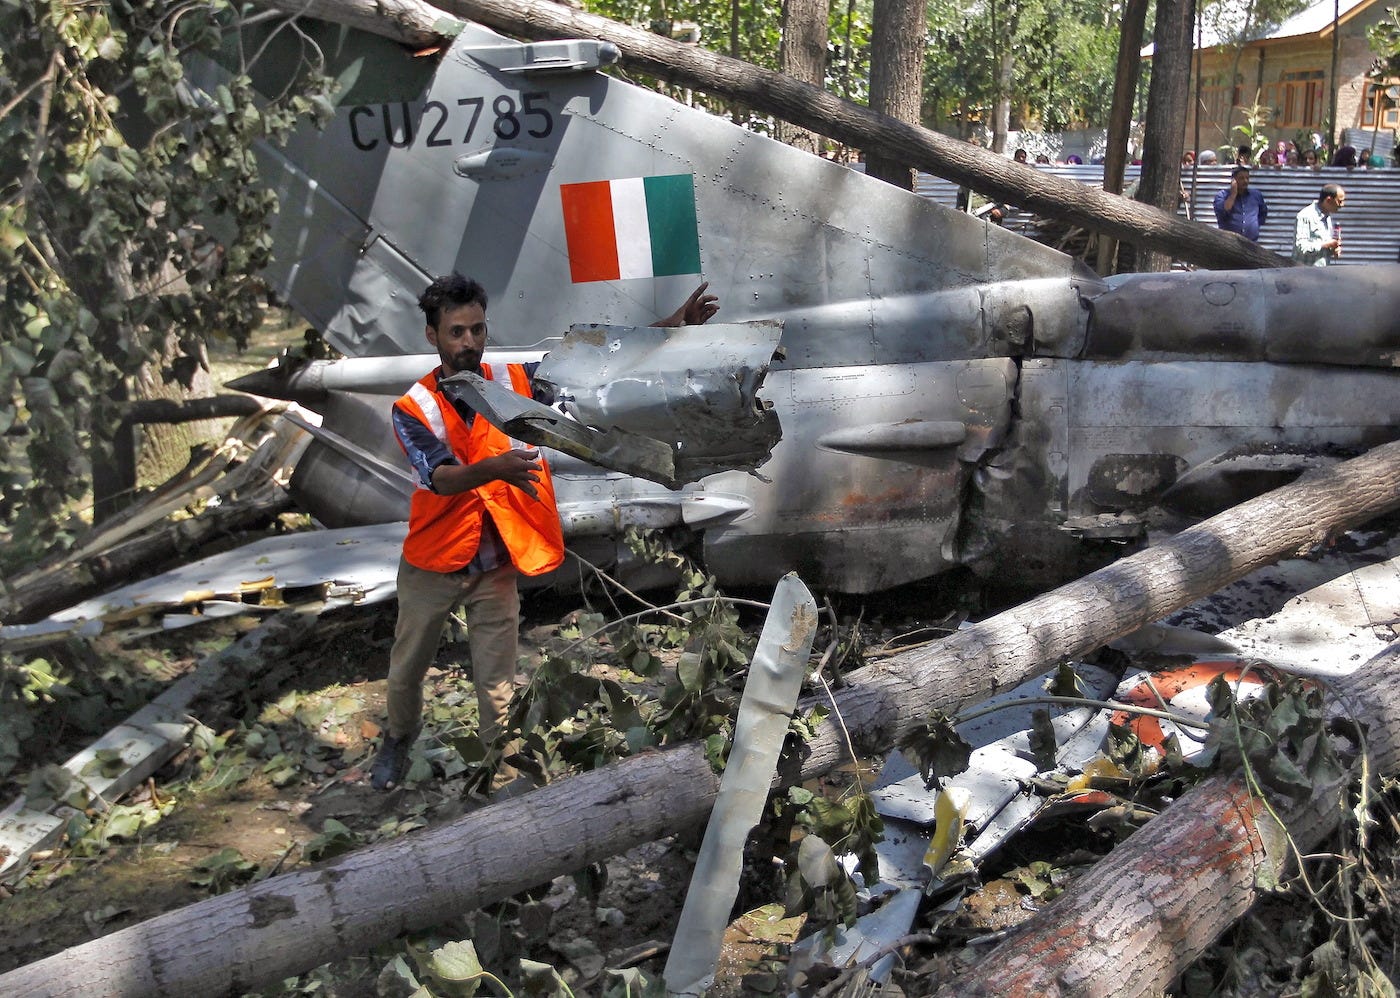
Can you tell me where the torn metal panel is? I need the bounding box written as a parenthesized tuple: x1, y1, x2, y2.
(663, 573, 817, 998)
(794, 663, 1120, 989)
(441, 322, 786, 489)
(440, 370, 681, 487)
(871, 663, 1119, 863)
(1, 524, 406, 649)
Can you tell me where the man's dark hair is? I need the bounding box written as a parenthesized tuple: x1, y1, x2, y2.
(1320, 183, 1343, 202)
(417, 273, 488, 328)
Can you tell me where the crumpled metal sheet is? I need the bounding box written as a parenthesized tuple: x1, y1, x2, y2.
(534, 320, 784, 485)
(663, 573, 817, 997)
(440, 370, 683, 486)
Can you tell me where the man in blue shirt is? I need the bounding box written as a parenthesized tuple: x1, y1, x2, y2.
(1213, 165, 1268, 241)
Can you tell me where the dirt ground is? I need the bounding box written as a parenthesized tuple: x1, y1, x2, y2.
(2, 584, 986, 995)
(8, 552, 1400, 996)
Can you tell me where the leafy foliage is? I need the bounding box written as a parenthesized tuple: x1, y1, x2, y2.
(0, 0, 333, 568)
(1200, 672, 1346, 801)
(923, 0, 1122, 135)
(897, 709, 973, 788)
(1369, 8, 1400, 81)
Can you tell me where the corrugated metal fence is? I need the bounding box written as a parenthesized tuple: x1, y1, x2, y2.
(915, 165, 1400, 265)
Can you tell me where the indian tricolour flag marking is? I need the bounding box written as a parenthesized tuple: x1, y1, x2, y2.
(560, 174, 701, 284)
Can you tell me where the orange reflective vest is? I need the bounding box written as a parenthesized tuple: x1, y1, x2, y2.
(394, 363, 564, 576)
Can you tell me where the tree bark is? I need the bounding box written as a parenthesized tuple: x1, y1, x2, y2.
(6, 441, 1400, 997)
(1095, 0, 1149, 275)
(940, 641, 1400, 997)
(865, 0, 926, 189)
(1135, 0, 1195, 271)
(118, 394, 265, 426)
(252, 0, 1292, 271)
(774, 0, 829, 155)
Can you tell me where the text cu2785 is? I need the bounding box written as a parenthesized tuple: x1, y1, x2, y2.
(347, 93, 554, 151)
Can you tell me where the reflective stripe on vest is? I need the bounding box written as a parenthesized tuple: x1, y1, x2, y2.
(397, 363, 565, 576)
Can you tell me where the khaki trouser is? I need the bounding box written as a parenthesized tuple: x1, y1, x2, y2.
(385, 558, 520, 752)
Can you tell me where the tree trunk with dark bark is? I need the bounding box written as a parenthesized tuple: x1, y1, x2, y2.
(7, 441, 1400, 997)
(865, 0, 926, 189)
(774, 0, 829, 155)
(1095, 0, 1149, 274)
(254, 0, 1292, 271)
(1135, 0, 1195, 271)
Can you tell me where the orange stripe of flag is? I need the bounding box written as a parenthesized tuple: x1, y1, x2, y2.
(560, 181, 620, 283)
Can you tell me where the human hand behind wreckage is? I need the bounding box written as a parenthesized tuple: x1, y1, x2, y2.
(653, 282, 720, 328)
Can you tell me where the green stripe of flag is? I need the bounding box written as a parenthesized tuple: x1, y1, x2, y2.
(643, 174, 701, 278)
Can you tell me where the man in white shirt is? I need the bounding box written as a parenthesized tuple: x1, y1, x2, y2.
(1292, 184, 1346, 266)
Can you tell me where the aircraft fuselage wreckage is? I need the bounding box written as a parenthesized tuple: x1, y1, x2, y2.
(214, 20, 1400, 595)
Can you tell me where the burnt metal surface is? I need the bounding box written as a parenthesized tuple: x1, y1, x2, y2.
(1083, 266, 1400, 366)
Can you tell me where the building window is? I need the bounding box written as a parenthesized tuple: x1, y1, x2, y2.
(1361, 80, 1400, 129)
(1277, 69, 1325, 128)
(1200, 80, 1241, 129)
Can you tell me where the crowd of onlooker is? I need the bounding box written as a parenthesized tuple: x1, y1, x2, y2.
(996, 141, 1394, 169)
(1182, 142, 1392, 170)
(957, 139, 1392, 263)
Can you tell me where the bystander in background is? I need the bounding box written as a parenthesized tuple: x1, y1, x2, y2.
(1293, 184, 1346, 266)
(1213, 165, 1268, 241)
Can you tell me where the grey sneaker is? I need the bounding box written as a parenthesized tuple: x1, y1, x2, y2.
(370, 732, 413, 791)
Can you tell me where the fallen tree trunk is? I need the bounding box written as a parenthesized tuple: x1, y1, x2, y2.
(117, 394, 265, 426)
(5, 441, 1400, 996)
(255, 0, 1289, 272)
(2, 410, 302, 625)
(940, 641, 1400, 997)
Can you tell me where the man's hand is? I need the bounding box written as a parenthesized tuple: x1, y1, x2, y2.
(432, 448, 543, 499)
(653, 282, 720, 327)
(488, 448, 544, 499)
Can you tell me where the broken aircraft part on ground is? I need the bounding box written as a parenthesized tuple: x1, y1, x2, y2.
(0, 523, 406, 650)
(789, 528, 1400, 984)
(438, 320, 785, 489)
(663, 573, 816, 997)
(194, 19, 1400, 595)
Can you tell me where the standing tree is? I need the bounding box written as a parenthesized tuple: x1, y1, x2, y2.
(1096, 0, 1150, 274)
(776, 0, 831, 153)
(865, 0, 926, 188)
(922, 0, 1120, 141)
(0, 0, 332, 569)
(989, 0, 1020, 152)
(1135, 0, 1195, 271)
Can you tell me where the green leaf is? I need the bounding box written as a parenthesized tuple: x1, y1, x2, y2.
(676, 651, 704, 691)
(1028, 707, 1058, 771)
(421, 939, 485, 998)
(897, 712, 972, 787)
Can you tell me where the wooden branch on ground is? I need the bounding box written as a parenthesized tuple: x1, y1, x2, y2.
(249, 0, 1291, 272)
(117, 395, 265, 426)
(4, 441, 1400, 997)
(0, 481, 293, 629)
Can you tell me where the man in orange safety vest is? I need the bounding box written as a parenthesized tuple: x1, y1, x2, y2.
(372, 273, 719, 791)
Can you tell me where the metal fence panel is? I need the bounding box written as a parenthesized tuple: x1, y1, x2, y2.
(915, 165, 1400, 266)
